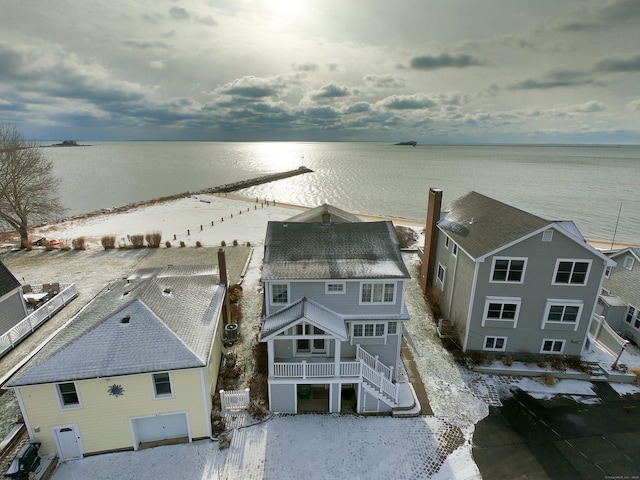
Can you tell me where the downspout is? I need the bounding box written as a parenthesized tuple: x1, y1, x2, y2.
(447, 251, 459, 317)
(218, 248, 231, 326)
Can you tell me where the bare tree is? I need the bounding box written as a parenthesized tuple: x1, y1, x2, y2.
(0, 124, 66, 247)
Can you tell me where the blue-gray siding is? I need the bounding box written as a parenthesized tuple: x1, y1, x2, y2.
(270, 384, 296, 413)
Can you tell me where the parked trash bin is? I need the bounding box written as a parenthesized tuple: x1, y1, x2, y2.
(4, 442, 41, 480)
(225, 323, 238, 341)
(298, 385, 311, 399)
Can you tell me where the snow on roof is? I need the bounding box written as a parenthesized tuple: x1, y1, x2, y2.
(8, 265, 225, 386)
(263, 221, 410, 280)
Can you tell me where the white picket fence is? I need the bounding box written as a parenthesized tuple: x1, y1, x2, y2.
(220, 388, 250, 411)
(0, 283, 77, 358)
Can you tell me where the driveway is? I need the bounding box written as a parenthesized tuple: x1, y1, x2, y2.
(472, 383, 640, 479)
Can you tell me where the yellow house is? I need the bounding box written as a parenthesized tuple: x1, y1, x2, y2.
(5, 264, 226, 460)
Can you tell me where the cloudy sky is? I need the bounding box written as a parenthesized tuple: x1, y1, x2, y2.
(2, 0, 640, 143)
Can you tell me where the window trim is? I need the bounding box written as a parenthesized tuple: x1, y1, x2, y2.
(325, 282, 346, 294)
(605, 266, 612, 279)
(351, 322, 390, 338)
(541, 339, 566, 354)
(542, 230, 553, 242)
(624, 256, 635, 270)
(152, 372, 174, 399)
(481, 297, 522, 327)
(483, 336, 507, 352)
(436, 263, 446, 287)
(542, 299, 583, 331)
(56, 382, 82, 410)
(452, 244, 458, 257)
(444, 236, 450, 249)
(489, 257, 527, 284)
(359, 282, 396, 304)
(270, 283, 290, 305)
(552, 259, 592, 286)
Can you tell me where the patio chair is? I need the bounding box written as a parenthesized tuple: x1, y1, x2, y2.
(51, 282, 60, 296)
(22, 284, 33, 294)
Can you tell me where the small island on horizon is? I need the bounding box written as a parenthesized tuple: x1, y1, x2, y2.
(394, 141, 417, 147)
(46, 140, 92, 147)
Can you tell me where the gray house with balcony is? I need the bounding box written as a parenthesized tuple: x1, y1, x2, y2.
(421, 189, 614, 357)
(598, 248, 640, 344)
(260, 206, 411, 414)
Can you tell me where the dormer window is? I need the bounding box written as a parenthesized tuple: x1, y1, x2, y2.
(163, 287, 172, 296)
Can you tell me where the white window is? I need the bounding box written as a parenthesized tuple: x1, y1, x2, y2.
(152, 372, 173, 398)
(605, 266, 612, 278)
(490, 257, 527, 283)
(352, 322, 386, 338)
(483, 336, 507, 352)
(325, 282, 345, 294)
(444, 236, 450, 249)
(360, 282, 395, 304)
(387, 322, 398, 334)
(452, 244, 458, 257)
(542, 230, 553, 242)
(436, 263, 446, 286)
(552, 259, 591, 285)
(482, 297, 521, 327)
(271, 283, 289, 304)
(541, 339, 565, 354)
(624, 256, 635, 270)
(57, 382, 81, 409)
(295, 324, 326, 353)
(542, 300, 583, 330)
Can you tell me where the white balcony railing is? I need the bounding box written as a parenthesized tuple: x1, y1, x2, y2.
(0, 283, 77, 358)
(272, 352, 399, 404)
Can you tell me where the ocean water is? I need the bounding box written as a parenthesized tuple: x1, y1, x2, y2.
(41, 142, 640, 244)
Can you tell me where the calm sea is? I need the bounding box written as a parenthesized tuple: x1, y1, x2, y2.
(41, 142, 640, 245)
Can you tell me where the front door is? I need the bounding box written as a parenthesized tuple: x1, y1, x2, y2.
(53, 425, 83, 461)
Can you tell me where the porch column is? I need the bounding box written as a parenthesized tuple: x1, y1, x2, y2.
(267, 339, 275, 377)
(334, 339, 341, 377)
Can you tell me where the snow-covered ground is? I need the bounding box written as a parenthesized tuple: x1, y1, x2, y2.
(3, 193, 640, 480)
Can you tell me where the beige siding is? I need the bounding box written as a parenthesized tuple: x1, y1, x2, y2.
(17, 368, 208, 455)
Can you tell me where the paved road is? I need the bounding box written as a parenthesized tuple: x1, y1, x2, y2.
(473, 383, 640, 479)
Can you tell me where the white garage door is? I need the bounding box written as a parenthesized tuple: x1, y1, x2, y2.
(132, 413, 189, 446)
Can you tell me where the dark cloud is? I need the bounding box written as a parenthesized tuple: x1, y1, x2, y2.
(556, 0, 640, 31)
(311, 84, 350, 100)
(363, 74, 405, 89)
(510, 70, 596, 89)
(378, 94, 437, 110)
(343, 102, 372, 114)
(217, 76, 286, 99)
(169, 7, 190, 21)
(409, 53, 483, 71)
(293, 62, 319, 72)
(595, 54, 640, 72)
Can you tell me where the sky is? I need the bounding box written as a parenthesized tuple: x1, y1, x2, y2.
(2, 0, 640, 143)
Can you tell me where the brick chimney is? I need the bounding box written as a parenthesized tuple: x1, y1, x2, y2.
(218, 248, 232, 326)
(420, 188, 443, 294)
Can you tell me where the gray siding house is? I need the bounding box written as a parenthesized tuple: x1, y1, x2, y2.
(260, 205, 411, 414)
(0, 260, 28, 338)
(598, 248, 640, 344)
(422, 189, 614, 357)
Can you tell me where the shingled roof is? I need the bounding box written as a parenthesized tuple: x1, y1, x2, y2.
(0, 260, 21, 297)
(438, 191, 553, 259)
(8, 265, 225, 387)
(263, 221, 410, 280)
(260, 297, 348, 341)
